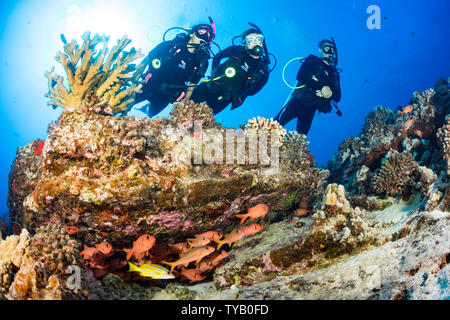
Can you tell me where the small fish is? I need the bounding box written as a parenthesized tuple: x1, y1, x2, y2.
(294, 208, 311, 217)
(398, 105, 414, 115)
(235, 204, 269, 225)
(128, 262, 175, 279)
(66, 226, 79, 235)
(173, 268, 206, 283)
(403, 116, 414, 132)
(215, 229, 246, 250)
(187, 236, 211, 248)
(80, 245, 108, 269)
(162, 245, 215, 273)
(149, 246, 172, 262)
(95, 241, 114, 258)
(33, 141, 45, 155)
(168, 242, 190, 254)
(197, 250, 229, 272)
(193, 231, 223, 242)
(319, 244, 326, 249)
(123, 234, 156, 261)
(238, 223, 263, 236)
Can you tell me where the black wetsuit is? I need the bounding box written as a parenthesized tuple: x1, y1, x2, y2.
(275, 55, 341, 135)
(135, 34, 209, 116)
(191, 45, 269, 115)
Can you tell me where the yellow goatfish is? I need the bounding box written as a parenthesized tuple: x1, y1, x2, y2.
(128, 262, 175, 279)
(162, 246, 216, 273)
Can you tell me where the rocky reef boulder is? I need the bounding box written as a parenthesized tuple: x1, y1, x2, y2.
(8, 100, 326, 247)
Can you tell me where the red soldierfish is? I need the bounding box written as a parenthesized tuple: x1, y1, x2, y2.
(215, 229, 247, 250)
(95, 241, 115, 258)
(123, 234, 156, 261)
(398, 105, 414, 115)
(238, 223, 263, 236)
(235, 204, 269, 225)
(197, 250, 229, 272)
(173, 268, 206, 283)
(80, 245, 108, 269)
(168, 242, 190, 255)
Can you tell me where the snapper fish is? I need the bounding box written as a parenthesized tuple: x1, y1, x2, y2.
(128, 262, 175, 279)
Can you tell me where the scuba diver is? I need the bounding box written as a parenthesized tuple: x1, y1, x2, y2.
(135, 18, 216, 117)
(191, 23, 274, 115)
(274, 38, 342, 135)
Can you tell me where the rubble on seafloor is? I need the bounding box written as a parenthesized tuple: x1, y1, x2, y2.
(1, 31, 449, 300)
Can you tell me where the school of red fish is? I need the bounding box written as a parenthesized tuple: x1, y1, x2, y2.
(79, 203, 269, 283)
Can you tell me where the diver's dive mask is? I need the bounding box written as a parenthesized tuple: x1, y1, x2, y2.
(194, 25, 214, 43)
(192, 17, 216, 43)
(320, 40, 338, 67)
(245, 34, 264, 56)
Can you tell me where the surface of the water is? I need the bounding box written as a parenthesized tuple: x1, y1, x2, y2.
(0, 0, 449, 221)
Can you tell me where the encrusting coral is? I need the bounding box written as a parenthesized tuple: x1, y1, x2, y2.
(0, 226, 86, 300)
(44, 32, 145, 115)
(169, 100, 216, 129)
(244, 116, 287, 146)
(371, 150, 419, 197)
(22, 224, 82, 276)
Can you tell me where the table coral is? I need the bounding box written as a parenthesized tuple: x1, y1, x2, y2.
(44, 32, 145, 115)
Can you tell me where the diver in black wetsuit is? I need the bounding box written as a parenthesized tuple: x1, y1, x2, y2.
(191, 28, 270, 115)
(135, 20, 215, 117)
(275, 39, 342, 135)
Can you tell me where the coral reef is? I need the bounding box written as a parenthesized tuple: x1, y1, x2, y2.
(8, 105, 324, 247)
(45, 32, 145, 115)
(328, 78, 450, 200)
(4, 30, 449, 300)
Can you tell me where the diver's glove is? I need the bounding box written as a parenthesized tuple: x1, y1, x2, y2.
(316, 86, 333, 99)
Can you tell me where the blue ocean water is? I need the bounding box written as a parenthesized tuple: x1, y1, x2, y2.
(0, 0, 449, 224)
